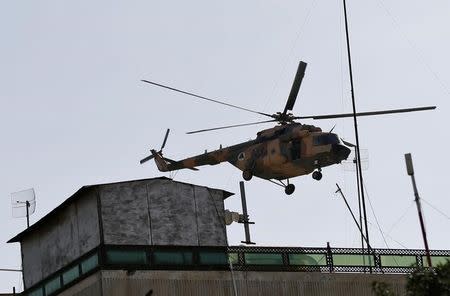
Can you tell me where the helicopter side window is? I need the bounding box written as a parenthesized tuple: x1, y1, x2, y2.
(313, 134, 339, 146)
(291, 139, 301, 160)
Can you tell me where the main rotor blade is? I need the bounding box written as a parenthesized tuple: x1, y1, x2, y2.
(140, 155, 154, 164)
(141, 80, 273, 118)
(186, 119, 277, 134)
(283, 61, 307, 115)
(160, 128, 170, 151)
(296, 106, 436, 120)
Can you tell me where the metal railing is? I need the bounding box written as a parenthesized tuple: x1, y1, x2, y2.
(228, 245, 450, 273)
(20, 244, 450, 296)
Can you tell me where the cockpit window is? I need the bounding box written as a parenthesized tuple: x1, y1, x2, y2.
(313, 134, 339, 146)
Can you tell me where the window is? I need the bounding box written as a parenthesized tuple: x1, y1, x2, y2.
(333, 254, 374, 266)
(153, 250, 193, 265)
(228, 253, 239, 265)
(289, 253, 327, 266)
(28, 287, 44, 296)
(291, 139, 302, 160)
(44, 277, 61, 295)
(422, 256, 450, 267)
(244, 253, 283, 265)
(106, 250, 147, 265)
(81, 253, 98, 274)
(380, 255, 417, 267)
(198, 251, 228, 265)
(313, 134, 339, 146)
(62, 265, 80, 285)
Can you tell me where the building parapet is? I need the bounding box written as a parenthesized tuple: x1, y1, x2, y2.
(20, 244, 450, 296)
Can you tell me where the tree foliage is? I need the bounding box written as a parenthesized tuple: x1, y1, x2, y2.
(372, 260, 450, 296)
(406, 260, 450, 296)
(372, 281, 397, 296)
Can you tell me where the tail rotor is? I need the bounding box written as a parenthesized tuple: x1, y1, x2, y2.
(140, 129, 170, 164)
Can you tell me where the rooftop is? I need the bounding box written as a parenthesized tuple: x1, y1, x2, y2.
(8, 176, 233, 243)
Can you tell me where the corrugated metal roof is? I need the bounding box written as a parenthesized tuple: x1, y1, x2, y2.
(7, 176, 233, 243)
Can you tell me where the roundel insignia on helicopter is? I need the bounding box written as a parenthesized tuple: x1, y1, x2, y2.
(238, 152, 246, 161)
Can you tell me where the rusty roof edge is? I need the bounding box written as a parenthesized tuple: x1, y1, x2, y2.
(7, 176, 234, 243)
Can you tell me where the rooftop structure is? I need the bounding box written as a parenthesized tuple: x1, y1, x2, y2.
(7, 177, 450, 296)
(8, 177, 232, 292)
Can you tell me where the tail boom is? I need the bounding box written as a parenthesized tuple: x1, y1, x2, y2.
(151, 150, 200, 172)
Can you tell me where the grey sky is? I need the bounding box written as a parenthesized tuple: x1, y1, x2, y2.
(1, 0, 449, 292)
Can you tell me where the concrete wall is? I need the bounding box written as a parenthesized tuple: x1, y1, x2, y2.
(58, 273, 101, 296)
(55, 270, 407, 296)
(193, 186, 227, 246)
(99, 180, 151, 245)
(99, 179, 227, 246)
(19, 178, 228, 289)
(21, 190, 100, 288)
(21, 235, 42, 289)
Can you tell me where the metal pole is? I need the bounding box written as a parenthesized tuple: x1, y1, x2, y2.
(355, 158, 365, 254)
(239, 181, 255, 245)
(405, 153, 432, 267)
(335, 184, 371, 249)
(0, 269, 22, 272)
(342, 0, 371, 262)
(26, 200, 30, 228)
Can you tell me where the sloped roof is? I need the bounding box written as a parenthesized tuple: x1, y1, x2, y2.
(8, 176, 233, 243)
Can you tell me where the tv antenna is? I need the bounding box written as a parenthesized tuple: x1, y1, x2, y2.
(11, 188, 36, 228)
(341, 147, 369, 172)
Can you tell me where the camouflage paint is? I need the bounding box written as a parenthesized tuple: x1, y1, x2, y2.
(152, 123, 351, 181)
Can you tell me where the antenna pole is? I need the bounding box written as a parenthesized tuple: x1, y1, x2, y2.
(355, 158, 365, 256)
(26, 200, 30, 228)
(342, 0, 371, 266)
(405, 153, 432, 267)
(239, 181, 255, 245)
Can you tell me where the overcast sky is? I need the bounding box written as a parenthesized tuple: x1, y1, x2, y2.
(1, 0, 449, 292)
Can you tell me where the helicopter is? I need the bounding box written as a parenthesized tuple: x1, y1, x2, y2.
(140, 61, 435, 195)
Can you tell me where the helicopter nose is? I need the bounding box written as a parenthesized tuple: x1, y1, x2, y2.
(332, 144, 351, 160)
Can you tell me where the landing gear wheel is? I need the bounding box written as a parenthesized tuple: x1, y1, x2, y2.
(285, 184, 295, 195)
(243, 170, 253, 181)
(312, 171, 323, 181)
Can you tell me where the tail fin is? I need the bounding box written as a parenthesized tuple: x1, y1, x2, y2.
(140, 128, 171, 169)
(150, 149, 169, 172)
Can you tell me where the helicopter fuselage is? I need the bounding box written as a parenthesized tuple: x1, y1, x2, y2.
(152, 123, 351, 181)
(141, 60, 434, 194)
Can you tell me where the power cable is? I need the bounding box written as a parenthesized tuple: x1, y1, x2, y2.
(372, 0, 450, 96)
(363, 182, 390, 249)
(261, 0, 318, 113)
(386, 201, 415, 235)
(171, 169, 179, 180)
(421, 198, 450, 221)
(362, 181, 410, 269)
(366, 220, 409, 250)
